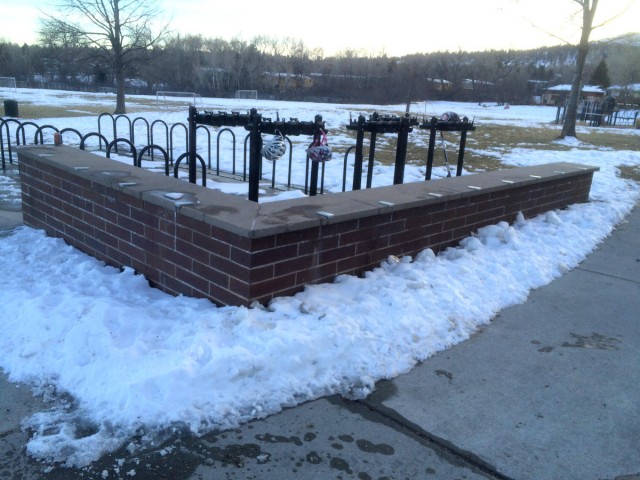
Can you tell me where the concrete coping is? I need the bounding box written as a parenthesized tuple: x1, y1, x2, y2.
(17, 145, 599, 239)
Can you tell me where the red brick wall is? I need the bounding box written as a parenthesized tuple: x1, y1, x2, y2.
(19, 146, 597, 306)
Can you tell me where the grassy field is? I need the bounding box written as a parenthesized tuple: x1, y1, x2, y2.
(4, 93, 185, 119)
(4, 94, 639, 181)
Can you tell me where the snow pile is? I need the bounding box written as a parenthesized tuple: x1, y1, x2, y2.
(0, 94, 639, 467)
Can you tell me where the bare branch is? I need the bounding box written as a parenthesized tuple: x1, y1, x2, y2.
(40, 0, 169, 113)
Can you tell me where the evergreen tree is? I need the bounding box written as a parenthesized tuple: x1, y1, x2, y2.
(590, 58, 611, 89)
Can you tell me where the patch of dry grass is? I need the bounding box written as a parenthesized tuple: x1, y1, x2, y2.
(8, 104, 104, 119)
(2, 94, 182, 119)
(340, 120, 638, 177)
(618, 165, 640, 182)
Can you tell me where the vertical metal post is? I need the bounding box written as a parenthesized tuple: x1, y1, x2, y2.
(309, 130, 321, 197)
(365, 131, 377, 189)
(248, 108, 262, 202)
(188, 105, 197, 184)
(457, 126, 468, 177)
(309, 114, 324, 197)
(352, 115, 365, 191)
(0, 124, 6, 170)
(393, 116, 410, 185)
(425, 117, 437, 181)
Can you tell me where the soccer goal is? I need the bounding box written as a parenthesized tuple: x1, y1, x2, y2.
(0, 77, 17, 91)
(235, 90, 258, 100)
(156, 90, 201, 106)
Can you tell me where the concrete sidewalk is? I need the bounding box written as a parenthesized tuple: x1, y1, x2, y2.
(1, 169, 638, 478)
(0, 166, 22, 230)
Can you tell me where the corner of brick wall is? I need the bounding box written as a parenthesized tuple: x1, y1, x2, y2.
(18, 146, 597, 307)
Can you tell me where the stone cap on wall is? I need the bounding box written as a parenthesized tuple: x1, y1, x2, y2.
(18, 145, 599, 239)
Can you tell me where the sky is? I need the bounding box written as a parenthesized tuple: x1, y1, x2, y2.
(0, 88, 639, 469)
(0, 0, 638, 56)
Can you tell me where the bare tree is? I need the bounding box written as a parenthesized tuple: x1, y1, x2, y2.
(40, 0, 169, 113)
(561, 0, 599, 138)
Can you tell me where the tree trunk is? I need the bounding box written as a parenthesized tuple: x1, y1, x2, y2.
(112, 0, 126, 115)
(114, 66, 126, 114)
(561, 0, 598, 138)
(561, 44, 588, 138)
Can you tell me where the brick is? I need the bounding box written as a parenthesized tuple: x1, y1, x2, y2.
(175, 238, 211, 265)
(130, 208, 159, 228)
(131, 232, 154, 253)
(60, 178, 83, 196)
(158, 217, 176, 236)
(210, 225, 247, 248)
(193, 231, 231, 258)
(84, 234, 108, 256)
(429, 230, 454, 246)
(71, 215, 94, 235)
(176, 214, 203, 232)
(192, 259, 231, 288)
(51, 186, 73, 203)
(235, 244, 299, 267)
(275, 229, 312, 246)
(146, 253, 176, 278)
(113, 199, 132, 216)
(144, 201, 172, 220)
(337, 252, 379, 275)
(392, 206, 429, 221)
(117, 215, 145, 236)
(209, 283, 247, 307)
(176, 224, 194, 243)
(229, 246, 251, 266)
(397, 238, 432, 257)
(321, 221, 359, 237)
(296, 263, 337, 286)
(355, 236, 391, 255)
(94, 204, 118, 224)
(274, 254, 315, 276)
(298, 236, 334, 256)
(118, 239, 146, 263)
(359, 212, 392, 229)
(389, 225, 438, 247)
(117, 192, 144, 211)
(151, 228, 177, 250)
(105, 221, 132, 242)
(246, 273, 297, 300)
(445, 197, 470, 209)
(209, 255, 251, 283)
(318, 244, 356, 265)
(158, 245, 192, 270)
(64, 222, 86, 243)
(176, 266, 210, 296)
(160, 273, 194, 298)
(443, 216, 467, 232)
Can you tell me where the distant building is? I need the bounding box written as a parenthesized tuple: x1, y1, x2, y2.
(264, 72, 313, 91)
(542, 84, 605, 105)
(462, 79, 495, 90)
(607, 84, 640, 100)
(425, 78, 452, 92)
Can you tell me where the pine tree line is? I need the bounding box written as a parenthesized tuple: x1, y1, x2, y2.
(1, 35, 638, 105)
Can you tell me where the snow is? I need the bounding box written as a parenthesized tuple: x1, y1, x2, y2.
(546, 84, 605, 93)
(1, 88, 639, 468)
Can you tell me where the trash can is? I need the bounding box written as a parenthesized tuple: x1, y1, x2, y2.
(3, 99, 19, 117)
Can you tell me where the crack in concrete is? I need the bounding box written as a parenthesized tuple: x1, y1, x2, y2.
(328, 390, 514, 480)
(575, 265, 640, 285)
